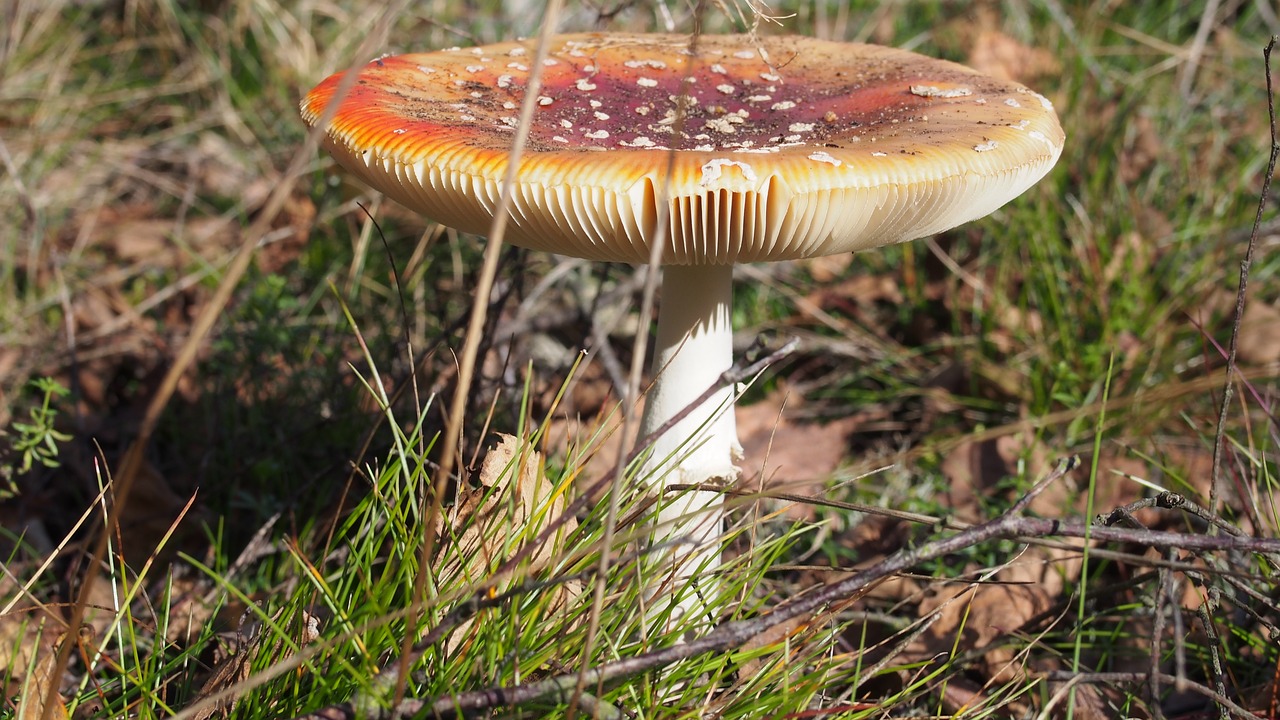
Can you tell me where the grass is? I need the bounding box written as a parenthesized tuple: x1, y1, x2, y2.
(3, 0, 1280, 717)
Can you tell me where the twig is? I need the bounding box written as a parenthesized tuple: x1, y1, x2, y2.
(1038, 671, 1264, 720)
(1210, 36, 1279, 517)
(295, 456, 1280, 719)
(1149, 555, 1172, 720)
(1198, 599, 1232, 720)
(1097, 491, 1245, 537)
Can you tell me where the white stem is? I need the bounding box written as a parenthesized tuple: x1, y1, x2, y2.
(639, 263, 740, 635)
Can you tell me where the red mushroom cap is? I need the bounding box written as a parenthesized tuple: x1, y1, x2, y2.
(302, 33, 1064, 264)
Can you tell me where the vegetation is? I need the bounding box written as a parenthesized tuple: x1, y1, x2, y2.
(2, 0, 1280, 717)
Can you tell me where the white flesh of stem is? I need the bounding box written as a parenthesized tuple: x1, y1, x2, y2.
(639, 263, 740, 636)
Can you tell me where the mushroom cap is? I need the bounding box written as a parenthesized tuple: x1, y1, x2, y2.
(302, 33, 1064, 264)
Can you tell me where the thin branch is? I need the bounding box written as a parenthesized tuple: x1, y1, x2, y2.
(1210, 35, 1279, 517)
(295, 457, 1280, 719)
(1038, 671, 1264, 720)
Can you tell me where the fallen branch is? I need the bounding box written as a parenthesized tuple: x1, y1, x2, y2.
(294, 456, 1280, 719)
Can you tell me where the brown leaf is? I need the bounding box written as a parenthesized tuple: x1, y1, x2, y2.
(802, 254, 853, 283)
(967, 29, 1061, 84)
(439, 434, 581, 650)
(1237, 301, 1280, 365)
(910, 558, 1052, 682)
(736, 614, 807, 682)
(445, 433, 575, 572)
(737, 388, 859, 520)
(188, 607, 323, 720)
(940, 433, 1053, 523)
(0, 611, 68, 720)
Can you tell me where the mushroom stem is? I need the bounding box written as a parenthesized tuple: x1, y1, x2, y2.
(639, 262, 740, 633)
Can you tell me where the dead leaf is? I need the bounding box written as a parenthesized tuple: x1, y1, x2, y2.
(441, 433, 575, 574)
(1237, 301, 1280, 365)
(0, 611, 68, 720)
(939, 433, 1053, 523)
(967, 29, 1061, 84)
(737, 388, 859, 520)
(187, 607, 323, 720)
(1118, 113, 1165, 186)
(910, 558, 1052, 682)
(802, 254, 853, 284)
(438, 434, 581, 650)
(736, 614, 807, 682)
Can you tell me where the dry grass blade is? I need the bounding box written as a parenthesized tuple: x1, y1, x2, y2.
(395, 0, 566, 704)
(37, 4, 417, 716)
(1, 613, 68, 720)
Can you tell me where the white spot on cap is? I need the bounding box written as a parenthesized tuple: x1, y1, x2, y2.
(466, 65, 485, 73)
(747, 94, 772, 102)
(1028, 130, 1056, 148)
(508, 47, 526, 57)
(710, 64, 728, 74)
(622, 136, 656, 147)
(700, 158, 757, 186)
(635, 106, 650, 115)
(552, 135, 569, 143)
(760, 72, 781, 82)
(497, 75, 514, 88)
(871, 151, 887, 157)
(459, 114, 476, 121)
(585, 129, 609, 139)
(538, 96, 553, 106)
(576, 78, 597, 91)
(733, 50, 754, 59)
(417, 66, 436, 74)
(624, 59, 667, 69)
(808, 151, 841, 166)
(716, 84, 736, 94)
(507, 62, 528, 71)
(1009, 119, 1030, 130)
(1004, 98, 1022, 107)
(594, 111, 610, 120)
(637, 77, 658, 88)
(704, 116, 738, 134)
(542, 58, 559, 66)
(559, 119, 573, 129)
(393, 128, 406, 134)
(589, 100, 602, 108)
(503, 101, 516, 109)
(771, 100, 796, 111)
(788, 122, 815, 132)
(974, 140, 998, 152)
(910, 85, 972, 98)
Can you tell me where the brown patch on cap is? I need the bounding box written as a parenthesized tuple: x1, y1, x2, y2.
(302, 33, 1064, 264)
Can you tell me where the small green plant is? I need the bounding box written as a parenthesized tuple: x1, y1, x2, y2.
(1, 377, 73, 498)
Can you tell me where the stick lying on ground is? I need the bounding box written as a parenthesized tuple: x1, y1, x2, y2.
(287, 455, 1280, 719)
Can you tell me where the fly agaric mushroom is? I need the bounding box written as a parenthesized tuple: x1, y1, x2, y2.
(302, 33, 1064, 633)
